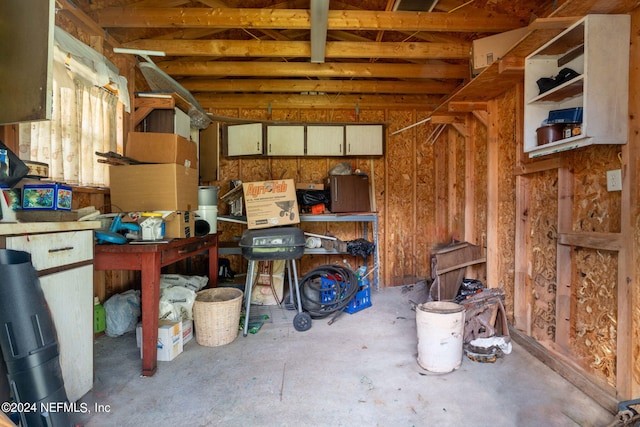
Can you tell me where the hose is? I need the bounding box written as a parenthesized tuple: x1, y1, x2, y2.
(299, 264, 360, 319)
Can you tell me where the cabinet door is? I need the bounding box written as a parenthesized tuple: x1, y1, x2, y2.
(307, 125, 344, 156)
(40, 265, 94, 403)
(345, 125, 384, 156)
(266, 125, 305, 156)
(226, 123, 263, 156)
(199, 122, 219, 181)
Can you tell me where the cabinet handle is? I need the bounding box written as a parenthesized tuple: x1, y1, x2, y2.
(257, 141, 260, 151)
(49, 246, 74, 253)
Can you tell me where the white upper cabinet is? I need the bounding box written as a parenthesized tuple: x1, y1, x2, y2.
(222, 123, 384, 157)
(307, 125, 344, 156)
(266, 125, 305, 156)
(225, 123, 264, 156)
(524, 14, 630, 158)
(345, 124, 384, 156)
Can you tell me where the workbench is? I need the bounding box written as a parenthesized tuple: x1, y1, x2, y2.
(218, 213, 380, 290)
(93, 234, 218, 377)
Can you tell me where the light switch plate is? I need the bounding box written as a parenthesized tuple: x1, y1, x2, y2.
(607, 169, 622, 192)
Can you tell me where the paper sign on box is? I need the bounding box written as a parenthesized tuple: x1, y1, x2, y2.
(242, 179, 300, 229)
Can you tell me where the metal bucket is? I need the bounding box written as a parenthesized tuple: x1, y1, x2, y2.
(416, 301, 465, 373)
(198, 186, 219, 206)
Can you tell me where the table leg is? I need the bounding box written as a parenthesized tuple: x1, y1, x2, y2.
(209, 239, 218, 287)
(243, 260, 256, 337)
(140, 252, 161, 376)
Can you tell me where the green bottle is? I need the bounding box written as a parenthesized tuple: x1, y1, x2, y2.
(94, 297, 106, 334)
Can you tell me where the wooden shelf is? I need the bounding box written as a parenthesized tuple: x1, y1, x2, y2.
(430, 18, 578, 117)
(524, 15, 630, 157)
(133, 92, 192, 127)
(218, 213, 381, 290)
(528, 76, 583, 103)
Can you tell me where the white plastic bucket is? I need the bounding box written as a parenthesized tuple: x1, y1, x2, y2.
(198, 205, 218, 234)
(416, 301, 465, 373)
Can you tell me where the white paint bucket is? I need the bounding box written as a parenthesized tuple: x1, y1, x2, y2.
(198, 205, 218, 234)
(416, 301, 465, 373)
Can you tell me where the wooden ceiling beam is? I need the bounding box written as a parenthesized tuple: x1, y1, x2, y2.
(180, 78, 460, 94)
(158, 60, 470, 79)
(430, 114, 465, 124)
(498, 56, 525, 75)
(122, 39, 471, 60)
(196, 92, 441, 109)
(448, 101, 488, 112)
(55, 0, 122, 47)
(96, 8, 526, 32)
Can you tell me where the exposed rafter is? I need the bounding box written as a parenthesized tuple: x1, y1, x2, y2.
(96, 8, 527, 32)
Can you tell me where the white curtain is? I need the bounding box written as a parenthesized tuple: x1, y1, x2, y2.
(19, 64, 117, 187)
(18, 27, 124, 187)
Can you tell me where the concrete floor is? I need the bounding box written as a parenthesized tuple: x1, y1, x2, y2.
(76, 285, 615, 427)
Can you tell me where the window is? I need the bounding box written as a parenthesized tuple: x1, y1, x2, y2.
(18, 27, 129, 187)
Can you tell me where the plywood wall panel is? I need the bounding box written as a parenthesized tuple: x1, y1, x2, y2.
(474, 119, 488, 253)
(327, 109, 358, 123)
(453, 127, 466, 240)
(496, 91, 518, 318)
(529, 169, 558, 343)
(634, 210, 640, 388)
(433, 131, 449, 245)
(571, 248, 618, 387)
(415, 112, 437, 280)
(300, 110, 328, 122)
(570, 145, 622, 233)
(385, 110, 416, 285)
(270, 109, 300, 122)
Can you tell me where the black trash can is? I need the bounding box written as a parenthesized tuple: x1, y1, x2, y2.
(0, 250, 57, 360)
(0, 249, 72, 427)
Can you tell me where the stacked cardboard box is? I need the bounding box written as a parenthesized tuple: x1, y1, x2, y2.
(109, 132, 199, 213)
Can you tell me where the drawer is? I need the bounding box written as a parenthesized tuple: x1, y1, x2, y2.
(4, 230, 94, 271)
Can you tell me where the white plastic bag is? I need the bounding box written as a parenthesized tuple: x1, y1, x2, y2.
(159, 286, 196, 321)
(104, 290, 141, 337)
(158, 274, 206, 321)
(159, 274, 209, 292)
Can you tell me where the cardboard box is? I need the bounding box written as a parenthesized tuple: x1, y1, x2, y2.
(22, 183, 72, 211)
(109, 164, 198, 212)
(472, 27, 529, 74)
(242, 179, 300, 229)
(163, 211, 195, 239)
(126, 132, 197, 169)
(136, 320, 183, 362)
(182, 319, 193, 344)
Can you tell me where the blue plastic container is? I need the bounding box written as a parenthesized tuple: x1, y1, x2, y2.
(344, 277, 372, 314)
(547, 107, 583, 124)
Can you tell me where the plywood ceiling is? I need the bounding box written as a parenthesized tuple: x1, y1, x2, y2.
(57, 0, 607, 109)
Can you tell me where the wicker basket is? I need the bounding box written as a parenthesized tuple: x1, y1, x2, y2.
(193, 288, 243, 347)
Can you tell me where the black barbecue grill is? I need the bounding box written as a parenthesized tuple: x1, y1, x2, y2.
(239, 227, 311, 335)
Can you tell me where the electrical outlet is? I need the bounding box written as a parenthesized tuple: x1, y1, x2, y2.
(607, 169, 622, 192)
